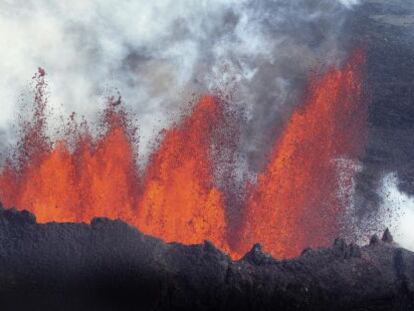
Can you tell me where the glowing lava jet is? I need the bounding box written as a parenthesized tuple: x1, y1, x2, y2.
(0, 71, 140, 224)
(235, 50, 367, 258)
(137, 95, 229, 253)
(0, 50, 366, 259)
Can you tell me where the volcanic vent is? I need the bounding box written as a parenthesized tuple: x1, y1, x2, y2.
(0, 50, 367, 260)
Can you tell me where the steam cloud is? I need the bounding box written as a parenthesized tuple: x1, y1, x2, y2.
(0, 0, 358, 162)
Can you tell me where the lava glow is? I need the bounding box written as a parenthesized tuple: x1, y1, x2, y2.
(0, 52, 366, 259)
(0, 83, 140, 224)
(236, 50, 367, 258)
(137, 96, 229, 253)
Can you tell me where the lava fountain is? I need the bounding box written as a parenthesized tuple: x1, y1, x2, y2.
(0, 50, 367, 259)
(0, 70, 140, 224)
(137, 95, 230, 253)
(236, 50, 367, 258)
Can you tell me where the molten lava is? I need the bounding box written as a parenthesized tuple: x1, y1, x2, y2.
(236, 50, 366, 258)
(0, 77, 140, 223)
(0, 71, 229, 253)
(137, 95, 229, 252)
(0, 50, 367, 259)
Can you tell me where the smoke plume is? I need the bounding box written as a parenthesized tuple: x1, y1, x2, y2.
(0, 0, 359, 164)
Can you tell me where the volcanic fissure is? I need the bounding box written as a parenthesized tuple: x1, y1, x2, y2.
(0, 50, 367, 260)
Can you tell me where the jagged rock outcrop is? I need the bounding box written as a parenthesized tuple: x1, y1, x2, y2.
(0, 206, 413, 311)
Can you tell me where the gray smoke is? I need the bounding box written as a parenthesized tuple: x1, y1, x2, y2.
(0, 0, 359, 165)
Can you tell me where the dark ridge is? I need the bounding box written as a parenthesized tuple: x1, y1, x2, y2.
(369, 233, 380, 245)
(241, 243, 277, 265)
(382, 227, 394, 243)
(0, 206, 413, 311)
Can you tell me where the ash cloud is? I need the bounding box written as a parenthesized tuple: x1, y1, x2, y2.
(0, 0, 359, 166)
(342, 0, 414, 250)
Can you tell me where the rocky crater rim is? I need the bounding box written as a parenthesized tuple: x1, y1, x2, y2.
(0, 202, 401, 262)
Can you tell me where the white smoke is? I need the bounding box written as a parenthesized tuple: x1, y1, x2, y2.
(0, 0, 359, 163)
(339, 0, 360, 8)
(380, 174, 414, 251)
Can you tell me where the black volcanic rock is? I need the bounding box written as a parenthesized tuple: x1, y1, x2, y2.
(382, 227, 394, 243)
(370, 234, 380, 245)
(242, 243, 276, 265)
(0, 208, 413, 310)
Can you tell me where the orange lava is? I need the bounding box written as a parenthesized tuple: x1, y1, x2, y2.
(0, 50, 367, 259)
(235, 51, 367, 258)
(0, 84, 140, 223)
(0, 74, 230, 253)
(137, 95, 229, 253)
